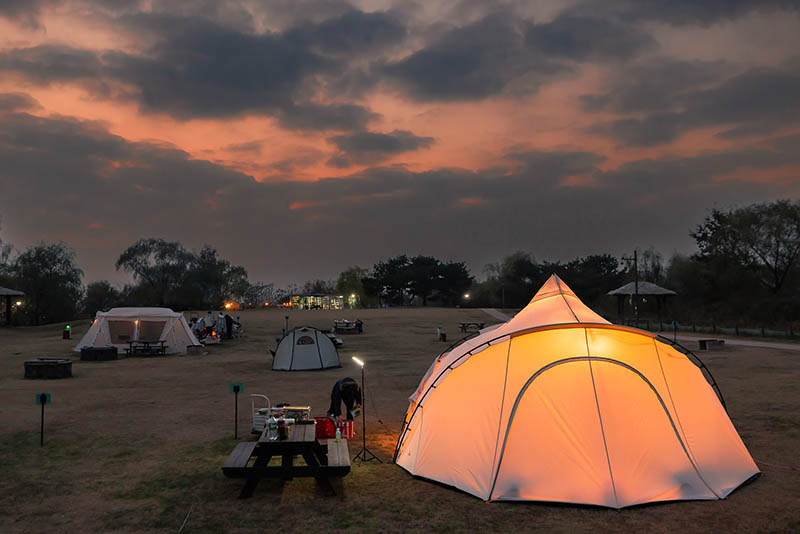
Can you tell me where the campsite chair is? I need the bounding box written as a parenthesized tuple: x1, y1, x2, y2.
(251, 394, 272, 435)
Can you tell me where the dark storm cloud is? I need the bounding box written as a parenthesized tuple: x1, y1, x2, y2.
(574, 0, 800, 26)
(0, 92, 40, 112)
(2, 111, 799, 285)
(602, 146, 800, 191)
(506, 150, 606, 187)
(0, 45, 104, 84)
(275, 102, 379, 131)
(525, 14, 656, 62)
(0, 11, 386, 130)
(382, 11, 657, 102)
(580, 59, 731, 114)
(328, 130, 434, 165)
(0, 0, 60, 28)
(585, 64, 800, 146)
(383, 15, 570, 101)
(289, 10, 407, 57)
(588, 113, 685, 147)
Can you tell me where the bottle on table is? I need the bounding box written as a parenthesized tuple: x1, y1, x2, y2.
(335, 427, 341, 442)
(277, 417, 287, 440)
(268, 416, 278, 441)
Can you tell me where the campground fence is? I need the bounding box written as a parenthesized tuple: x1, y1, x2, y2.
(621, 319, 798, 339)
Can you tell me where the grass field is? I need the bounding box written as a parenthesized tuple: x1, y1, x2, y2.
(1, 307, 798, 533)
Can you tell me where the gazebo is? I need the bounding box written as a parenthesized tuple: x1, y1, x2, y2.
(0, 286, 24, 326)
(608, 281, 676, 324)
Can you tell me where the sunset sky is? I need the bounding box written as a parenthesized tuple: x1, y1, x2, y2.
(0, 0, 799, 286)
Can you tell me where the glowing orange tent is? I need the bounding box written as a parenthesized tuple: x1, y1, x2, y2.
(394, 275, 759, 507)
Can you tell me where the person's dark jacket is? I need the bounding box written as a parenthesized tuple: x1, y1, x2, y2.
(224, 314, 234, 339)
(328, 377, 361, 420)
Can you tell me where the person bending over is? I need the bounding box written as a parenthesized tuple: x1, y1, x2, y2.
(328, 377, 362, 423)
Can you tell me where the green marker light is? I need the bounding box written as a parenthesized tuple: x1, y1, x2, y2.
(65, 325, 71, 330)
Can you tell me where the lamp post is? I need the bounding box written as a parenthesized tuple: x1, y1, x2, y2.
(351, 356, 381, 463)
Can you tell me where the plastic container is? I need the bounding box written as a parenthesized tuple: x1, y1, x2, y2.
(314, 417, 355, 439)
(337, 420, 355, 439)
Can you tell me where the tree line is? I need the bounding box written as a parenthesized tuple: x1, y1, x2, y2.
(1, 199, 799, 328)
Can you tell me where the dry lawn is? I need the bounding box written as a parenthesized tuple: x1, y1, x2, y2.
(0, 307, 798, 533)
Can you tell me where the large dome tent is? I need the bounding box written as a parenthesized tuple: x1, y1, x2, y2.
(75, 307, 201, 355)
(272, 326, 341, 371)
(394, 275, 759, 508)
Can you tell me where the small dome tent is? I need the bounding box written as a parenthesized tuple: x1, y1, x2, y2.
(273, 326, 341, 371)
(394, 275, 759, 508)
(75, 307, 201, 355)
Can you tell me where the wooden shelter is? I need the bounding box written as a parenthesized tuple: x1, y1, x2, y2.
(607, 281, 676, 323)
(0, 286, 24, 325)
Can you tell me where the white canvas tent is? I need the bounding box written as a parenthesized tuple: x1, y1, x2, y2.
(394, 275, 759, 507)
(75, 307, 201, 355)
(272, 326, 341, 371)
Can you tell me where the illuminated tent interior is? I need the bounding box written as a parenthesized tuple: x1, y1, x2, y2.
(272, 326, 341, 371)
(394, 275, 759, 507)
(75, 307, 201, 355)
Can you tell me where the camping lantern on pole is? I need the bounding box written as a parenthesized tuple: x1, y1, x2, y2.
(351, 356, 381, 463)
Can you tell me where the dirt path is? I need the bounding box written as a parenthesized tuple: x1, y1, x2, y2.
(674, 335, 800, 351)
(481, 308, 511, 321)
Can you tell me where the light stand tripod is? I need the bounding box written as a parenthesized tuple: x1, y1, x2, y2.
(352, 356, 382, 463)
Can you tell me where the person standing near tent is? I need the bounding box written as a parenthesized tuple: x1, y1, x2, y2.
(203, 311, 214, 336)
(224, 314, 234, 339)
(190, 317, 204, 338)
(328, 377, 362, 423)
(216, 312, 226, 338)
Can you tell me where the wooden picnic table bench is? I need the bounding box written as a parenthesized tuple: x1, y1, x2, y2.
(459, 322, 486, 333)
(333, 320, 363, 334)
(222, 421, 350, 498)
(125, 339, 167, 356)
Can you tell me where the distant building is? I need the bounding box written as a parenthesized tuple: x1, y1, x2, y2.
(289, 293, 346, 310)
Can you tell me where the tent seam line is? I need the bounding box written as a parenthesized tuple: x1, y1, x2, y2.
(555, 277, 581, 323)
(652, 339, 721, 498)
(584, 328, 619, 508)
(488, 337, 513, 501)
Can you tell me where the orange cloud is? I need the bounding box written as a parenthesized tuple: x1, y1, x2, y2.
(289, 200, 327, 210)
(457, 197, 483, 207)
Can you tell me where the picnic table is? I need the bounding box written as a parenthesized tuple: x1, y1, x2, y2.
(125, 339, 166, 356)
(333, 319, 363, 334)
(459, 322, 486, 333)
(222, 421, 350, 498)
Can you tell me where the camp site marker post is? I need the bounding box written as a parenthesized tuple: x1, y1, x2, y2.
(36, 393, 51, 446)
(229, 382, 243, 439)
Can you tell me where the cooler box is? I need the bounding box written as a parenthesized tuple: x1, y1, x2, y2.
(314, 417, 355, 439)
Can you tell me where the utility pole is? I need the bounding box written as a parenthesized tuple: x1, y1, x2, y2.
(622, 250, 639, 326)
